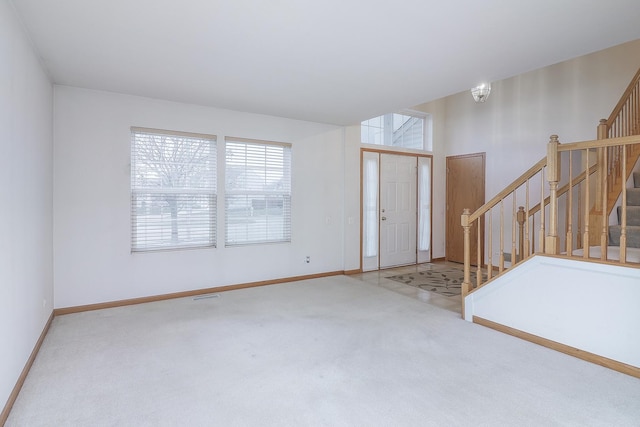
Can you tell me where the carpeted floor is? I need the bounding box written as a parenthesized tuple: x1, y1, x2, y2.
(6, 275, 640, 426)
(385, 263, 486, 297)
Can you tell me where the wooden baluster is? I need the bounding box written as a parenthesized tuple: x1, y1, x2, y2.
(636, 85, 640, 132)
(546, 135, 560, 254)
(601, 146, 608, 260)
(531, 216, 536, 253)
(487, 211, 493, 280)
(566, 150, 573, 256)
(539, 168, 545, 253)
(624, 103, 628, 135)
(584, 149, 590, 259)
(616, 146, 620, 183)
(595, 146, 604, 217)
(621, 148, 627, 263)
(633, 87, 636, 132)
(637, 83, 640, 131)
(632, 88, 635, 133)
(517, 206, 525, 262)
(625, 96, 628, 134)
(500, 200, 505, 273)
(525, 179, 530, 257)
(627, 97, 633, 136)
(564, 191, 569, 254)
(512, 194, 517, 264)
(607, 145, 611, 193)
(577, 183, 583, 250)
(608, 145, 613, 193)
(461, 209, 471, 314)
(597, 120, 608, 261)
(476, 220, 481, 289)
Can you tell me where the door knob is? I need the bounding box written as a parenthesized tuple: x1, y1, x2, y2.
(381, 216, 387, 221)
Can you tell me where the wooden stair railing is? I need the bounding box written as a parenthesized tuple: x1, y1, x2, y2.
(462, 134, 640, 311)
(461, 68, 640, 314)
(460, 155, 547, 305)
(595, 67, 640, 224)
(527, 163, 598, 252)
(555, 134, 640, 262)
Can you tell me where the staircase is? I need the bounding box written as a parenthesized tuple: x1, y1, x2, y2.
(610, 171, 640, 248)
(458, 68, 640, 380)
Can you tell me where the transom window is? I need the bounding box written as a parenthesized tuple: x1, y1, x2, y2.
(225, 137, 292, 246)
(131, 128, 217, 252)
(361, 112, 431, 151)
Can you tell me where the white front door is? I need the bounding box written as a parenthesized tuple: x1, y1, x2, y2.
(379, 153, 417, 268)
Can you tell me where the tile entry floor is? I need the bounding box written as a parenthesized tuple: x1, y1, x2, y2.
(349, 261, 463, 314)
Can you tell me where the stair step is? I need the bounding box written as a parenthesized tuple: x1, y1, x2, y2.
(608, 225, 640, 248)
(628, 188, 640, 206)
(617, 206, 640, 226)
(635, 171, 640, 188)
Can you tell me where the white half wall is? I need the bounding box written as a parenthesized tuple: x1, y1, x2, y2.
(53, 87, 345, 308)
(465, 256, 640, 368)
(0, 0, 53, 411)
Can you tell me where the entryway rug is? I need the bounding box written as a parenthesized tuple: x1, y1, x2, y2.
(385, 265, 486, 297)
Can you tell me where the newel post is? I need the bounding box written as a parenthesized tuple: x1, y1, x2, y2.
(597, 118, 608, 140)
(461, 208, 471, 305)
(545, 135, 560, 254)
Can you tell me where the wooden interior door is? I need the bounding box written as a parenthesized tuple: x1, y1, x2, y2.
(446, 153, 485, 264)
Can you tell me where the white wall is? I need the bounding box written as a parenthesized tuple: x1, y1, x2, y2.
(53, 87, 345, 308)
(414, 39, 640, 260)
(342, 125, 362, 271)
(466, 256, 640, 368)
(0, 0, 53, 411)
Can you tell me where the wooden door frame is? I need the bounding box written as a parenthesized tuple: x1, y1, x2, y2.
(445, 152, 485, 264)
(360, 148, 433, 272)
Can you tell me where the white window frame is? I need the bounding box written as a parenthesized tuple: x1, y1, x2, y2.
(224, 137, 292, 246)
(130, 127, 217, 252)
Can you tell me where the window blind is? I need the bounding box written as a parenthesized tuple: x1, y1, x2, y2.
(225, 137, 291, 246)
(131, 128, 217, 251)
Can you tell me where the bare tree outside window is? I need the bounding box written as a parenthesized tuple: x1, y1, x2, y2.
(131, 129, 216, 251)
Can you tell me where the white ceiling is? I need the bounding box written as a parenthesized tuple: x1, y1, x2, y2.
(10, 0, 640, 125)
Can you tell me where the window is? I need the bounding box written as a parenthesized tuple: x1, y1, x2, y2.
(131, 128, 216, 251)
(225, 137, 291, 246)
(361, 112, 431, 151)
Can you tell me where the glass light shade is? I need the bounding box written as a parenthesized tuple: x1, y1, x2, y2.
(471, 83, 491, 103)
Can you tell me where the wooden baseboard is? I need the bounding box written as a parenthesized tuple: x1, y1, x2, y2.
(473, 316, 640, 379)
(343, 269, 361, 275)
(54, 270, 346, 316)
(431, 257, 445, 262)
(1, 312, 54, 425)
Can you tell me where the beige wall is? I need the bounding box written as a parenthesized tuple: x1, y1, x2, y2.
(414, 39, 640, 260)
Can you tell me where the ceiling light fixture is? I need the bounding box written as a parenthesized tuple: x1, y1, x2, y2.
(471, 83, 491, 103)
